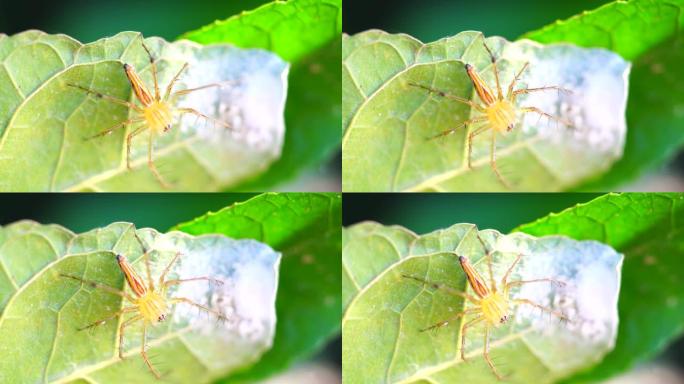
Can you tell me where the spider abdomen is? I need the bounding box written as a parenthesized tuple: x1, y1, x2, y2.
(485, 100, 516, 132)
(479, 292, 510, 326)
(143, 101, 173, 133)
(135, 290, 169, 323)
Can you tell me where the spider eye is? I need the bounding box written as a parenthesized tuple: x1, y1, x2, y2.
(158, 314, 166, 322)
(500, 316, 508, 323)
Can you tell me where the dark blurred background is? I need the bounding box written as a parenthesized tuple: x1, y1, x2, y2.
(343, 193, 598, 233)
(0, 0, 269, 42)
(343, 0, 684, 192)
(0, 193, 255, 231)
(343, 0, 608, 42)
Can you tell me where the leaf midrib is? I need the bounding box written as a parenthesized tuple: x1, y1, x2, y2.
(50, 325, 193, 384)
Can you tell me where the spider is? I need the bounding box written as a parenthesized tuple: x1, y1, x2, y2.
(403, 233, 567, 379)
(61, 233, 227, 379)
(410, 40, 570, 188)
(68, 37, 230, 188)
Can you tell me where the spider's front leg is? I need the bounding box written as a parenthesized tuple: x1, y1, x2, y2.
(488, 130, 511, 188)
(514, 298, 568, 322)
(427, 116, 487, 142)
(118, 314, 143, 360)
(140, 322, 162, 379)
(171, 297, 229, 322)
(146, 131, 172, 188)
(60, 273, 135, 302)
(520, 106, 572, 128)
(77, 307, 137, 331)
(483, 325, 505, 380)
(177, 107, 231, 130)
(402, 274, 479, 304)
(419, 308, 478, 333)
(465, 124, 491, 169)
(460, 316, 483, 362)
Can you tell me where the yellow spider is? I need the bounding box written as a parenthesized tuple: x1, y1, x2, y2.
(69, 38, 230, 187)
(411, 40, 570, 187)
(403, 233, 567, 379)
(61, 233, 226, 378)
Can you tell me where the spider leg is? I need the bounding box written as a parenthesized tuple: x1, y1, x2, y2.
(60, 274, 135, 302)
(408, 82, 485, 112)
(158, 251, 182, 287)
(163, 63, 189, 100)
(466, 125, 491, 169)
(514, 298, 568, 321)
(86, 118, 144, 140)
(500, 253, 522, 287)
(164, 277, 224, 287)
(482, 42, 503, 100)
(420, 308, 479, 333)
(77, 306, 137, 331)
(131, 231, 155, 290)
(473, 232, 496, 291)
(402, 274, 479, 304)
(67, 83, 143, 113)
(146, 130, 172, 188)
(141, 42, 160, 101)
(125, 125, 147, 170)
(483, 325, 504, 380)
(520, 106, 572, 128)
(506, 62, 529, 99)
(428, 116, 487, 140)
(505, 278, 566, 290)
(513, 85, 571, 98)
(171, 297, 229, 322)
(140, 322, 162, 379)
(172, 82, 226, 97)
(488, 130, 511, 188)
(460, 316, 483, 361)
(177, 107, 231, 130)
(118, 314, 143, 360)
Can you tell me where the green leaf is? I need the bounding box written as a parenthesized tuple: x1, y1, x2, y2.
(182, 0, 342, 190)
(181, 0, 342, 63)
(522, 0, 684, 62)
(342, 222, 622, 384)
(0, 30, 288, 191)
(0, 221, 280, 383)
(236, 38, 342, 191)
(522, 0, 684, 190)
(341, 30, 629, 192)
(174, 192, 342, 383)
(515, 193, 684, 382)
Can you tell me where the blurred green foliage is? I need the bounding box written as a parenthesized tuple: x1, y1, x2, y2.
(343, 194, 600, 234)
(0, 194, 255, 233)
(1, 0, 269, 43)
(518, 193, 684, 383)
(343, 0, 609, 41)
(175, 193, 342, 383)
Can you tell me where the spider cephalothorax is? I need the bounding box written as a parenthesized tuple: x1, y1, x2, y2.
(411, 39, 571, 188)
